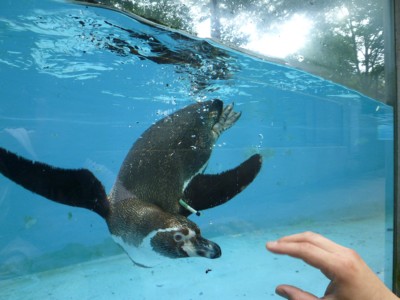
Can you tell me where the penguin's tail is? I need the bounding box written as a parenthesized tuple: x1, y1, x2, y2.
(0, 147, 110, 219)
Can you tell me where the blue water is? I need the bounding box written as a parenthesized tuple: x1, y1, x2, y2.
(0, 0, 394, 299)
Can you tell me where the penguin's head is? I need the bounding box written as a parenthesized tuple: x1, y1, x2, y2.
(108, 198, 221, 266)
(150, 221, 221, 259)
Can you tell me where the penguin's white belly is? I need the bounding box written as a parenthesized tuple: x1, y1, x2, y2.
(112, 232, 169, 268)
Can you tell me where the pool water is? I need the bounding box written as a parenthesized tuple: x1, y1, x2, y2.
(0, 0, 394, 299)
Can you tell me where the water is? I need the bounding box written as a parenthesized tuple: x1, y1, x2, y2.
(0, 0, 394, 299)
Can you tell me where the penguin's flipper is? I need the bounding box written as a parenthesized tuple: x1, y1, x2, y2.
(0, 147, 109, 218)
(182, 154, 262, 216)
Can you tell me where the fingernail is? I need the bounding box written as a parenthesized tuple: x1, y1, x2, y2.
(266, 241, 278, 248)
(276, 288, 289, 299)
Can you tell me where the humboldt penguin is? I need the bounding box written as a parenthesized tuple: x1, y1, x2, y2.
(0, 99, 262, 267)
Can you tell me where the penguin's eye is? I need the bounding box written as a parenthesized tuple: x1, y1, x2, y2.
(174, 233, 183, 242)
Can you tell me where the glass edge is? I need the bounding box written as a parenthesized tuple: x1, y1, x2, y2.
(390, 0, 400, 294)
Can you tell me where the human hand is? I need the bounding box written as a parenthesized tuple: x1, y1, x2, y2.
(266, 231, 398, 300)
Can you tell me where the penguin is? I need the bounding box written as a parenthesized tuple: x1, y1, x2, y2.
(0, 99, 262, 267)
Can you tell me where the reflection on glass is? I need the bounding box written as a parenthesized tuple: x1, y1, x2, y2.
(72, 0, 385, 103)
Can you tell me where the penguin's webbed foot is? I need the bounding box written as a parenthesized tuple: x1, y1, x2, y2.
(212, 103, 241, 139)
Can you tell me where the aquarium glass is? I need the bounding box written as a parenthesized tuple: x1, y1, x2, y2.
(0, 0, 394, 299)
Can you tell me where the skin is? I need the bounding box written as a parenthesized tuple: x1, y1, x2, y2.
(266, 231, 399, 300)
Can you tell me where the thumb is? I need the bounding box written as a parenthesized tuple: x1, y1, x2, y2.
(276, 285, 319, 300)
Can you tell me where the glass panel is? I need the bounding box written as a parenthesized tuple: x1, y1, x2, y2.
(71, 0, 387, 104)
(0, 0, 394, 299)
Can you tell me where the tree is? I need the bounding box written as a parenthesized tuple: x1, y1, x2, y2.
(290, 0, 385, 101)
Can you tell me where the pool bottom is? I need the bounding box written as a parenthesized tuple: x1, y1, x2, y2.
(0, 215, 389, 300)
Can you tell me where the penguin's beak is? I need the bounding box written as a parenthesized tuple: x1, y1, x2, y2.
(194, 237, 221, 259)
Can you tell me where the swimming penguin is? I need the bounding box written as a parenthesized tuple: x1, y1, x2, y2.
(0, 99, 262, 267)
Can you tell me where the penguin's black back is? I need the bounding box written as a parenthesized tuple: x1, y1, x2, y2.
(112, 100, 223, 213)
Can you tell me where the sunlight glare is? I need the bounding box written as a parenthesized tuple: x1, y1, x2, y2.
(195, 17, 211, 38)
(243, 13, 313, 58)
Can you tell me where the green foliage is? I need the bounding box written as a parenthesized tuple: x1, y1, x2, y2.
(287, 0, 385, 101)
(73, 0, 195, 33)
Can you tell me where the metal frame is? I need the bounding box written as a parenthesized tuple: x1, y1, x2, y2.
(391, 0, 400, 294)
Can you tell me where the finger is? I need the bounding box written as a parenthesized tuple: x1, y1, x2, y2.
(275, 285, 319, 300)
(266, 239, 337, 277)
(274, 231, 348, 253)
(324, 281, 335, 296)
